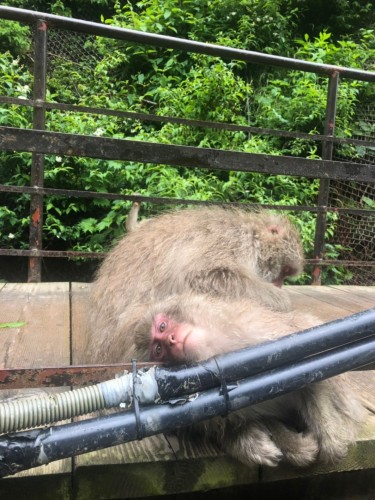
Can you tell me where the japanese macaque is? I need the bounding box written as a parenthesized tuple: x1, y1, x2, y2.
(87, 207, 304, 363)
(86, 206, 365, 468)
(132, 293, 366, 468)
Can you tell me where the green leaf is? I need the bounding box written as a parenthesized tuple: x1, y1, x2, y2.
(0, 322, 27, 329)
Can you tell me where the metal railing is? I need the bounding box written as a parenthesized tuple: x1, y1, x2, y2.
(1, 6, 375, 282)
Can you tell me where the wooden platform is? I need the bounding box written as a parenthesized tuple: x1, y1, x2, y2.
(0, 283, 375, 499)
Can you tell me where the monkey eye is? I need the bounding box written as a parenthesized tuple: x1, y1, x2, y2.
(159, 321, 167, 333)
(154, 342, 162, 357)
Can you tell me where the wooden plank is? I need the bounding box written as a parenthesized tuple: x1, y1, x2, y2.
(350, 371, 375, 413)
(71, 282, 91, 365)
(0, 474, 72, 500)
(0, 282, 70, 368)
(289, 285, 375, 315)
(329, 285, 375, 305)
(0, 282, 72, 494)
(74, 432, 257, 499)
(288, 287, 351, 322)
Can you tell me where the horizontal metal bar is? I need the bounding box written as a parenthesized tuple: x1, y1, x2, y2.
(1, 127, 375, 182)
(1, 184, 375, 216)
(303, 260, 375, 267)
(0, 248, 373, 267)
(1, 96, 375, 149)
(0, 249, 105, 259)
(0, 360, 373, 390)
(0, 363, 158, 389)
(1, 7, 375, 81)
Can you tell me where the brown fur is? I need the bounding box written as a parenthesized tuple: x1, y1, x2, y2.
(87, 207, 303, 363)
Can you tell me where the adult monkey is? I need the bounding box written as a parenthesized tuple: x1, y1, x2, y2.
(87, 206, 304, 363)
(132, 293, 365, 468)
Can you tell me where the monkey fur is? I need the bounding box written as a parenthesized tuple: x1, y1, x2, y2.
(133, 293, 366, 468)
(87, 206, 303, 363)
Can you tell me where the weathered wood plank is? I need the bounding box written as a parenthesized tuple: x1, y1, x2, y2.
(0, 282, 70, 368)
(0, 282, 72, 493)
(289, 285, 375, 315)
(74, 432, 257, 499)
(71, 282, 91, 365)
(288, 285, 375, 322)
(330, 285, 375, 304)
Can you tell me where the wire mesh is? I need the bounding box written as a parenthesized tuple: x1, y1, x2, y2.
(330, 102, 375, 285)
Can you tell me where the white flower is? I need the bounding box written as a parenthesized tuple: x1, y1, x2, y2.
(56, 156, 62, 163)
(94, 128, 105, 137)
(8, 233, 15, 239)
(17, 84, 30, 99)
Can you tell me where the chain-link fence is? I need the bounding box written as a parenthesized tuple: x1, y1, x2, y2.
(331, 103, 375, 285)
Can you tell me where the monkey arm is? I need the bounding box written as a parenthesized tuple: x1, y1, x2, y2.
(186, 266, 291, 311)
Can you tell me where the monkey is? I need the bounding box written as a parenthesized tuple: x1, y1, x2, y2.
(86, 206, 304, 363)
(85, 206, 364, 468)
(131, 293, 366, 468)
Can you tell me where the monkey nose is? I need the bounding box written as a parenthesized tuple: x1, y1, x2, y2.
(168, 334, 176, 345)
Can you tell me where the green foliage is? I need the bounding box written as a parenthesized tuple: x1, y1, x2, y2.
(288, 0, 375, 40)
(252, 31, 375, 158)
(1, 1, 375, 284)
(3, 0, 114, 21)
(0, 20, 31, 56)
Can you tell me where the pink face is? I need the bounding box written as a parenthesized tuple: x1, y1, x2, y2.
(149, 313, 205, 364)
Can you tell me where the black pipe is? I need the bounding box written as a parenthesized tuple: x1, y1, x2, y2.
(154, 307, 375, 400)
(0, 308, 374, 432)
(1, 333, 374, 478)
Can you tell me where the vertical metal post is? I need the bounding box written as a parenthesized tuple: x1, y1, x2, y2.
(312, 71, 339, 285)
(28, 19, 47, 282)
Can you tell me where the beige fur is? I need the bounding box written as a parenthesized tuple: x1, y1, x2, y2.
(133, 293, 366, 468)
(87, 207, 303, 363)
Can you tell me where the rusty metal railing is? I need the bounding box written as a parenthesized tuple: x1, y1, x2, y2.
(1, 6, 375, 282)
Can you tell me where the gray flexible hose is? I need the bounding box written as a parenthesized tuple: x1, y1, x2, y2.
(0, 367, 158, 433)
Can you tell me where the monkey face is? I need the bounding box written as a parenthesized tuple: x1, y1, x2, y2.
(149, 313, 207, 364)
